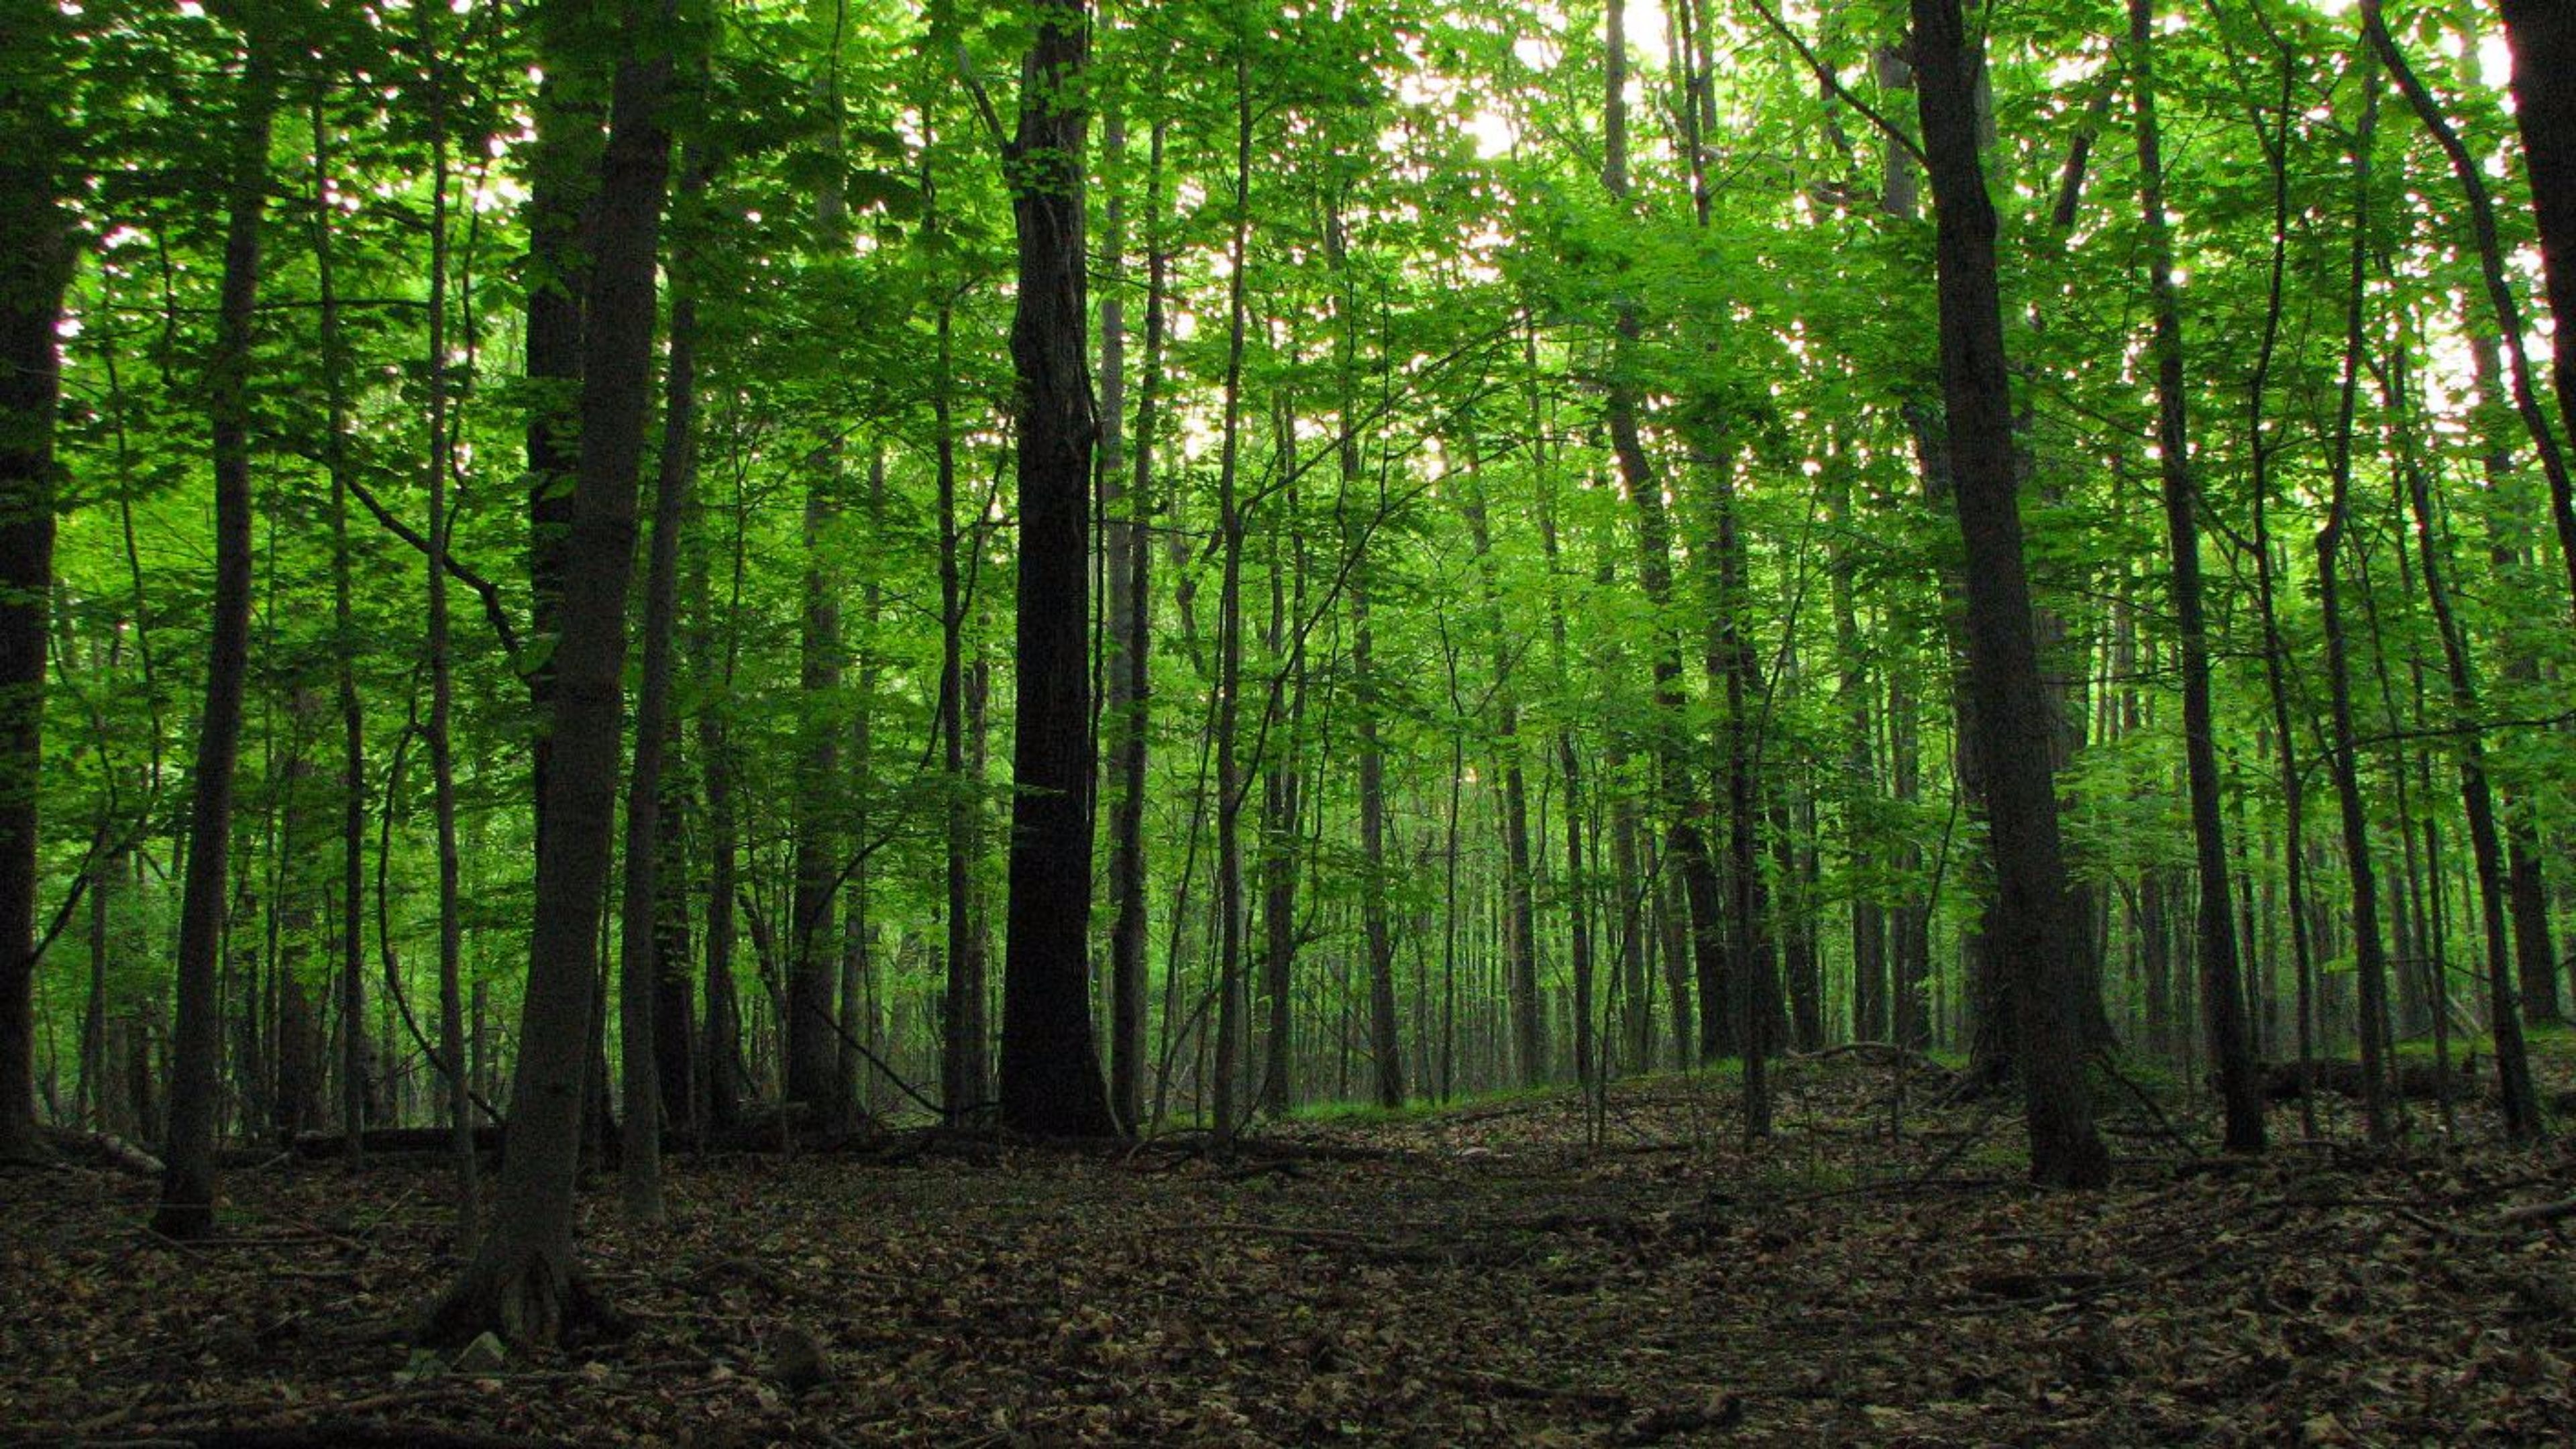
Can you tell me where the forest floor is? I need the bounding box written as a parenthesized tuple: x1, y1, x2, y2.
(7, 1049, 2576, 1446)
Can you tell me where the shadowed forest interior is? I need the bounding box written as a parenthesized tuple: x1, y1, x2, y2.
(5, 0, 2576, 1440)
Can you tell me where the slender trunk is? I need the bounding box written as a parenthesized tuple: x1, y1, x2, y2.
(309, 99, 372, 1162)
(691, 480, 743, 1135)
(156, 44, 275, 1237)
(414, 27, 478, 1236)
(1603, 0, 1723, 1065)
(1106, 121, 1166, 1133)
(2129, 0, 2261, 1152)
(1209, 46, 1252, 1142)
(613, 145, 705, 1221)
(2385, 355, 2543, 1137)
(2315, 49, 2399, 1140)
(1459, 464, 1541, 1085)
(786, 477, 841, 1118)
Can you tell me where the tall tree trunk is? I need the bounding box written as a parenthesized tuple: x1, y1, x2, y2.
(415, 23, 478, 1236)
(429, 0, 676, 1340)
(1208, 45, 1253, 1143)
(1105, 120, 1166, 1133)
(2385, 356, 2544, 1138)
(523, 0, 606, 862)
(1459, 462, 1542, 1086)
(613, 144, 706, 1222)
(309, 99, 371, 1163)
(786, 476, 841, 1118)
(2316, 49, 2398, 1142)
(2128, 0, 2262, 1153)
(2241, 38, 2322, 1133)
(932, 293, 984, 1122)
(156, 42, 274, 1238)
(997, 0, 1116, 1138)
(0, 0, 74, 1162)
(1603, 0, 1725, 1065)
(1354, 568, 1405, 1112)
(1908, 0, 2108, 1187)
(691, 483, 743, 1135)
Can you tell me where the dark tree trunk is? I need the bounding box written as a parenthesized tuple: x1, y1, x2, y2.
(428, 0, 676, 1341)
(932, 295, 984, 1123)
(522, 0, 606, 861)
(997, 0, 1116, 1138)
(786, 476, 841, 1118)
(690, 511, 743, 1136)
(1104, 119, 1165, 1136)
(309, 102, 371, 1163)
(2495, 0, 2576, 610)
(156, 46, 275, 1237)
(0, 1, 73, 1162)
(2386, 363, 2544, 1138)
(1355, 570, 1405, 1112)
(413, 21, 478, 1234)
(2129, 0, 2262, 1152)
(613, 146, 704, 1221)
(2315, 52, 2398, 1144)
(1603, 0, 1722, 1065)
(1908, 0, 2108, 1187)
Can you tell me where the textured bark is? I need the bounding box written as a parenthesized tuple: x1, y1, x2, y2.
(155, 48, 274, 1236)
(1909, 0, 2107, 1187)
(429, 0, 674, 1340)
(0, 0, 73, 1161)
(996, 0, 1116, 1138)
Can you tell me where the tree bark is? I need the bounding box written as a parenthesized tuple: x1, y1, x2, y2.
(997, 0, 1116, 1138)
(0, 0, 74, 1162)
(428, 0, 676, 1340)
(1907, 0, 2108, 1187)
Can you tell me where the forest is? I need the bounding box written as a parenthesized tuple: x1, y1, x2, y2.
(5, 0, 2576, 1440)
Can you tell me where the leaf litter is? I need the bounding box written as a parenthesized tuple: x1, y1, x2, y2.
(5, 1051, 2573, 1445)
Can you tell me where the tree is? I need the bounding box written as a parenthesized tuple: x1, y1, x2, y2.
(155, 32, 276, 1238)
(0, 0, 76, 1163)
(428, 0, 679, 1341)
(2494, 0, 2576, 609)
(2127, 0, 2261, 1155)
(996, 0, 1116, 1139)
(1907, 0, 2108, 1189)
